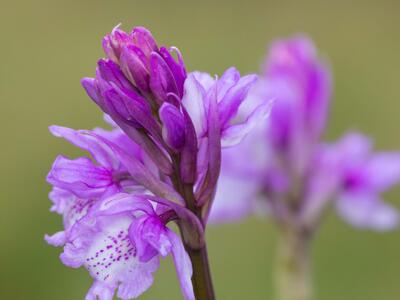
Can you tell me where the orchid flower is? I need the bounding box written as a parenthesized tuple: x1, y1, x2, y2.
(46, 25, 269, 300)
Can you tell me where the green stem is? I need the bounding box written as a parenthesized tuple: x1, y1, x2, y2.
(182, 184, 215, 300)
(185, 244, 216, 300)
(275, 227, 313, 300)
(171, 158, 216, 300)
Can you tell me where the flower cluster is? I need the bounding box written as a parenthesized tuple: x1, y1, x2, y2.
(45, 25, 270, 299)
(210, 36, 400, 232)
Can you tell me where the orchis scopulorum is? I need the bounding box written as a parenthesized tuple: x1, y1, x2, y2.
(210, 36, 400, 300)
(45, 25, 270, 300)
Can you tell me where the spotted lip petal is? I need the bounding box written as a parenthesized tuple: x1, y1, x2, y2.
(128, 199, 195, 300)
(46, 193, 163, 300)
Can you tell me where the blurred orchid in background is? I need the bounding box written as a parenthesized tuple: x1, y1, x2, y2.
(45, 25, 270, 300)
(210, 36, 400, 300)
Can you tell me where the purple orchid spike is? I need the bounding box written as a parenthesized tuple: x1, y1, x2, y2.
(212, 37, 400, 230)
(47, 25, 264, 300)
(210, 35, 400, 231)
(209, 35, 400, 300)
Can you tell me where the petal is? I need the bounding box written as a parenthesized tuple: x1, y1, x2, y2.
(81, 78, 102, 107)
(48, 185, 97, 233)
(217, 73, 258, 128)
(99, 101, 173, 175)
(87, 132, 183, 204)
(103, 88, 163, 143)
(216, 67, 240, 100)
(299, 146, 342, 226)
(149, 52, 179, 102)
(335, 133, 372, 161)
(47, 156, 113, 198)
(49, 187, 75, 214)
(336, 192, 399, 231)
(116, 256, 159, 299)
(191, 71, 215, 90)
(92, 127, 139, 161)
(181, 74, 207, 137)
(96, 193, 154, 216)
(128, 216, 160, 262)
(131, 26, 158, 58)
(65, 212, 159, 296)
(85, 280, 115, 300)
(145, 196, 205, 250)
(99, 194, 159, 263)
(180, 108, 198, 184)
(219, 126, 268, 177)
(45, 231, 67, 247)
(103, 113, 118, 128)
(265, 36, 331, 138)
(195, 84, 222, 207)
(159, 47, 187, 97)
(196, 137, 209, 180)
(208, 174, 258, 224)
(120, 45, 150, 93)
(266, 82, 297, 151)
(102, 25, 130, 62)
(97, 59, 133, 92)
(365, 153, 400, 191)
(49, 126, 118, 170)
(166, 229, 195, 300)
(221, 100, 272, 147)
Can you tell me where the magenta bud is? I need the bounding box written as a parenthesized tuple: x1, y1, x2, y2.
(180, 108, 198, 184)
(159, 47, 187, 97)
(97, 59, 133, 92)
(81, 78, 102, 107)
(131, 26, 158, 58)
(149, 52, 179, 103)
(120, 45, 151, 93)
(159, 103, 186, 151)
(102, 25, 130, 62)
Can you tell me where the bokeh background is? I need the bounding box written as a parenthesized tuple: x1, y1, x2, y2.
(2, 0, 400, 299)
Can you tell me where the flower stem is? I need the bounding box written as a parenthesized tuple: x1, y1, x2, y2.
(182, 183, 216, 300)
(186, 244, 216, 300)
(275, 227, 313, 300)
(171, 157, 216, 300)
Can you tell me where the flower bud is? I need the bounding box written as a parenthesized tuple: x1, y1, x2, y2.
(131, 26, 158, 58)
(102, 25, 130, 62)
(159, 103, 186, 151)
(120, 45, 151, 94)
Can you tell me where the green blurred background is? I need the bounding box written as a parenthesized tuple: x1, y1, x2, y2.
(2, 0, 400, 299)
